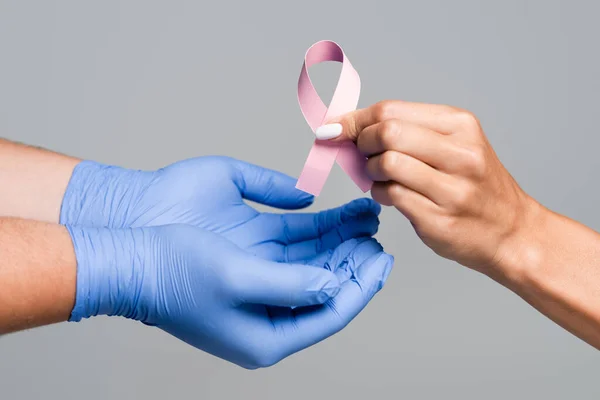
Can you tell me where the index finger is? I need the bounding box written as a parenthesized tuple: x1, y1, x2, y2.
(270, 198, 381, 244)
(316, 100, 478, 142)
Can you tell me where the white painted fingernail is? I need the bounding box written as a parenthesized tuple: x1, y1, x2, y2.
(315, 123, 343, 140)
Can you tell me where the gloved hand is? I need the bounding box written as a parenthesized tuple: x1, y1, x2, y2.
(67, 223, 393, 369)
(60, 156, 381, 262)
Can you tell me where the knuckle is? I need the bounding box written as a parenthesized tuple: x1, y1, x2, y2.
(387, 181, 404, 199)
(379, 151, 401, 177)
(433, 216, 457, 238)
(346, 115, 361, 140)
(453, 110, 481, 132)
(379, 119, 402, 147)
(370, 182, 394, 206)
(372, 181, 405, 207)
(373, 100, 395, 121)
(450, 189, 469, 211)
(448, 183, 477, 212)
(461, 144, 487, 177)
(385, 182, 405, 207)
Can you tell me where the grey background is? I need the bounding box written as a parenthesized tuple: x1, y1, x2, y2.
(0, 0, 598, 399)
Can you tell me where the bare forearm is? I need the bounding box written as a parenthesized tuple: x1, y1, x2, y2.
(494, 202, 600, 348)
(327, 100, 600, 349)
(0, 218, 76, 333)
(0, 139, 79, 223)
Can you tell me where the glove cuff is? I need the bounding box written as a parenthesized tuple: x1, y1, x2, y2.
(66, 226, 153, 322)
(60, 161, 155, 228)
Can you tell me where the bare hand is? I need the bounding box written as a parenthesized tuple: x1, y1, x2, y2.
(320, 100, 541, 273)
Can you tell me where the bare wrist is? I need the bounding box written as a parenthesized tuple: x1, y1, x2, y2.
(487, 196, 549, 289)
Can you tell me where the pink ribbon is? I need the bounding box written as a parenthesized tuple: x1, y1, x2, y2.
(295, 40, 373, 196)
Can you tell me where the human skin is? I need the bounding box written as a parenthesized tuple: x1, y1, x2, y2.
(0, 139, 79, 223)
(322, 100, 600, 349)
(0, 215, 393, 372)
(0, 218, 76, 333)
(0, 139, 390, 366)
(0, 138, 383, 269)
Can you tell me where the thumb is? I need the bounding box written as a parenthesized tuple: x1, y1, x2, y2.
(314, 107, 379, 142)
(231, 159, 314, 209)
(233, 257, 341, 308)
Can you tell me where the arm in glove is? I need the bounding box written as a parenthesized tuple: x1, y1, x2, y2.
(60, 156, 382, 262)
(0, 138, 379, 251)
(68, 223, 394, 369)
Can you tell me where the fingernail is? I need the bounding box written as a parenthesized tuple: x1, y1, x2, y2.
(315, 123, 343, 140)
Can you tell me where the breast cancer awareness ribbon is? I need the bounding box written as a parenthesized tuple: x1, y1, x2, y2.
(295, 40, 373, 196)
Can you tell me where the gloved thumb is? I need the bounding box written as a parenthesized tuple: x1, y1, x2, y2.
(233, 258, 341, 308)
(231, 159, 314, 210)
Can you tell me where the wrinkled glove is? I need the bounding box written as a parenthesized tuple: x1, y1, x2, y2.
(67, 223, 393, 369)
(60, 156, 381, 262)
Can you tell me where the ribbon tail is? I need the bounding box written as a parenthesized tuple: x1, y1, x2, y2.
(336, 141, 373, 192)
(295, 141, 341, 196)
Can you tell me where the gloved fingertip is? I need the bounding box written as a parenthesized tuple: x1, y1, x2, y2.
(377, 253, 394, 268)
(343, 198, 381, 221)
(278, 187, 314, 210)
(372, 201, 382, 216)
(357, 253, 394, 295)
(237, 162, 316, 209)
(363, 215, 381, 236)
(357, 237, 384, 254)
(344, 198, 368, 214)
(350, 236, 373, 246)
(298, 191, 315, 206)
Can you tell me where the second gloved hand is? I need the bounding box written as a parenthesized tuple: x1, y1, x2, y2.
(60, 156, 381, 263)
(67, 224, 393, 369)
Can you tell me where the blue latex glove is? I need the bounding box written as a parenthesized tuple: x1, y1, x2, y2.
(61, 157, 381, 263)
(67, 224, 393, 369)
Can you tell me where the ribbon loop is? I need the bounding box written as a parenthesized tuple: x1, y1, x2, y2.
(295, 40, 372, 196)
